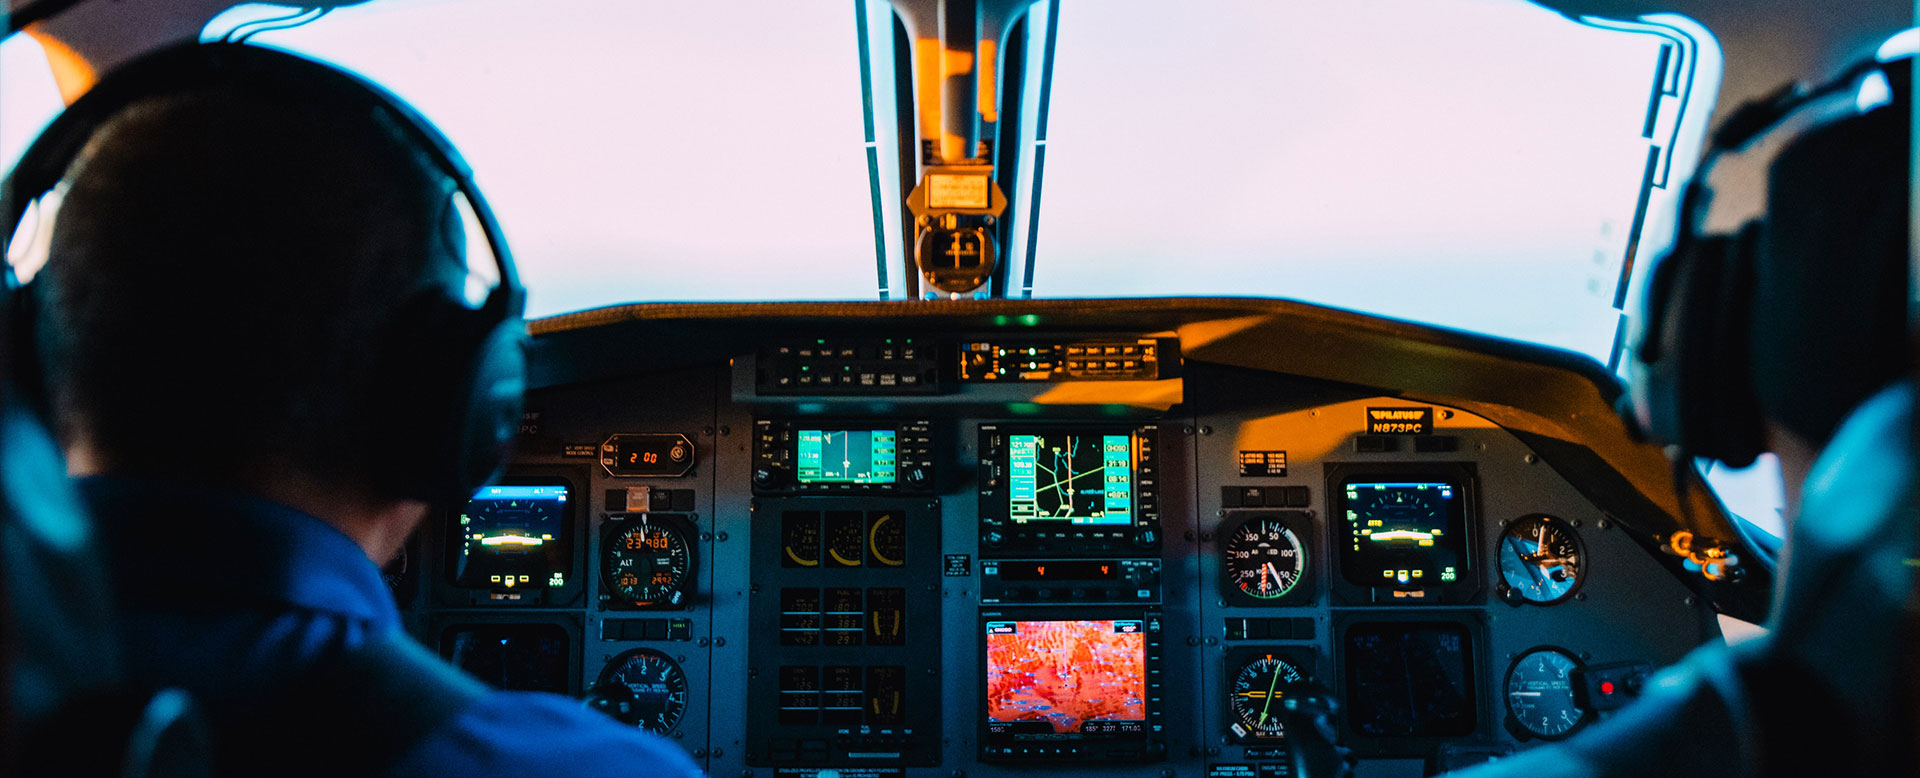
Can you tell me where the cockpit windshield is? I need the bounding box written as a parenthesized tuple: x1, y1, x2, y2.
(2, 0, 1721, 364)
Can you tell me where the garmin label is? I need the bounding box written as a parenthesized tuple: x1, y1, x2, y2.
(1366, 407, 1432, 435)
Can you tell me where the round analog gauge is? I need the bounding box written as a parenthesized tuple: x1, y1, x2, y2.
(826, 512, 864, 567)
(602, 519, 693, 607)
(1505, 647, 1588, 740)
(1498, 515, 1585, 604)
(595, 648, 690, 734)
(1223, 515, 1306, 601)
(868, 512, 905, 567)
(1228, 653, 1306, 740)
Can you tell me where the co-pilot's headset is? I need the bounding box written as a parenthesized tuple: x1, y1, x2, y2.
(0, 41, 528, 504)
(1627, 50, 1912, 469)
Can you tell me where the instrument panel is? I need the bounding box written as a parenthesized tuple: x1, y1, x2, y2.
(388, 300, 1735, 778)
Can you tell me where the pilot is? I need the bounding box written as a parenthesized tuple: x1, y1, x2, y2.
(17, 45, 706, 778)
(1443, 56, 1916, 778)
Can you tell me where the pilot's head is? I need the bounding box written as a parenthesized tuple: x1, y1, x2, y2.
(1629, 58, 1911, 476)
(1747, 75, 1910, 454)
(32, 54, 466, 504)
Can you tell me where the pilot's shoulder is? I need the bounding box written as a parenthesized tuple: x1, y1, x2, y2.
(392, 690, 704, 778)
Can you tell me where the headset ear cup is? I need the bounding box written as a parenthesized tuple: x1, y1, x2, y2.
(1699, 224, 1767, 466)
(453, 319, 526, 497)
(1659, 225, 1766, 468)
(7, 280, 51, 421)
(1630, 234, 1694, 447)
(369, 296, 526, 503)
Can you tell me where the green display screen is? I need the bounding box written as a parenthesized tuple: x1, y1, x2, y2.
(796, 429, 897, 484)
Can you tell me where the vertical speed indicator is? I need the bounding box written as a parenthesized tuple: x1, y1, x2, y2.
(593, 648, 690, 734)
(1504, 647, 1588, 740)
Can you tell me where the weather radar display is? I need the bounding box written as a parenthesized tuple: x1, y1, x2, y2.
(985, 619, 1147, 736)
(1008, 433, 1134, 525)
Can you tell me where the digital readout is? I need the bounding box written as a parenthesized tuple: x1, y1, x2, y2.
(796, 429, 897, 484)
(995, 560, 1123, 581)
(605, 433, 695, 477)
(1008, 433, 1133, 525)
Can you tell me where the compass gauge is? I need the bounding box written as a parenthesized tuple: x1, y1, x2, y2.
(1227, 652, 1307, 741)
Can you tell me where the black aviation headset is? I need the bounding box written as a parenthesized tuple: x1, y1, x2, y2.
(0, 41, 528, 504)
(1627, 49, 1912, 469)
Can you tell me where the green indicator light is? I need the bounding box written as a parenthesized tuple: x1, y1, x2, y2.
(1019, 314, 1041, 326)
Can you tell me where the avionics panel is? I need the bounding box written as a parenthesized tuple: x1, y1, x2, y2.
(980, 558, 1163, 605)
(979, 425, 1162, 556)
(747, 499, 943, 767)
(979, 610, 1166, 763)
(956, 336, 1179, 382)
(753, 419, 935, 495)
(1326, 462, 1479, 604)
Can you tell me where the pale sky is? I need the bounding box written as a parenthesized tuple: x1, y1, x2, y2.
(0, 1, 1784, 531)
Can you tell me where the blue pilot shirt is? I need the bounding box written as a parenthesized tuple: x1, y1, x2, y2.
(85, 476, 705, 778)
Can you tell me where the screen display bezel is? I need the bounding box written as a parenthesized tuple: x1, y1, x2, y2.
(435, 468, 587, 608)
(1323, 461, 1479, 605)
(1334, 613, 1488, 756)
(978, 608, 1162, 753)
(978, 425, 1158, 548)
(432, 613, 583, 695)
(450, 481, 574, 590)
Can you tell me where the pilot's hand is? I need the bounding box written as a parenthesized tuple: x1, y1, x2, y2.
(1279, 682, 1354, 778)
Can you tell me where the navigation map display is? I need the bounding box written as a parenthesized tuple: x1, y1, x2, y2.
(1336, 478, 1469, 588)
(796, 429, 897, 484)
(985, 619, 1147, 737)
(1007, 432, 1134, 525)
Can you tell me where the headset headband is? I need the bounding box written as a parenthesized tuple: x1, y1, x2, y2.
(0, 41, 524, 318)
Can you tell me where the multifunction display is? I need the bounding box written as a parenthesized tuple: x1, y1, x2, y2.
(441, 622, 574, 694)
(1342, 621, 1479, 742)
(1008, 432, 1134, 524)
(797, 428, 897, 484)
(980, 425, 1162, 556)
(980, 611, 1166, 762)
(753, 419, 934, 495)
